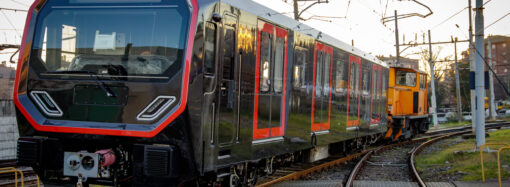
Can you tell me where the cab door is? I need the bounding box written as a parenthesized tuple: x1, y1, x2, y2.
(217, 14, 238, 146)
(311, 42, 333, 133)
(347, 55, 361, 129)
(253, 20, 289, 141)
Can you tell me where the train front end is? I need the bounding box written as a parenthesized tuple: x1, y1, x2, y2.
(14, 0, 198, 185)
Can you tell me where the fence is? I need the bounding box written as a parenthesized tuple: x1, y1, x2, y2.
(0, 100, 18, 160)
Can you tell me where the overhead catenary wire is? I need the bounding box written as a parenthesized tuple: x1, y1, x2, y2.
(0, 10, 21, 37)
(484, 11, 510, 30)
(9, 0, 29, 7)
(431, 7, 467, 30)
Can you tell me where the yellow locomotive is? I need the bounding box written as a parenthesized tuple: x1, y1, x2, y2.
(385, 65, 430, 140)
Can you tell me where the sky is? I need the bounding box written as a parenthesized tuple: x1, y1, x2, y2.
(1, 0, 510, 70)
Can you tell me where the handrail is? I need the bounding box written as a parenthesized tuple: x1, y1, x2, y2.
(497, 146, 510, 187)
(480, 143, 510, 182)
(0, 166, 40, 187)
(0, 167, 23, 187)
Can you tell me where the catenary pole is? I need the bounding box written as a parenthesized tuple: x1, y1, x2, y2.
(474, 0, 485, 147)
(293, 0, 299, 20)
(454, 37, 463, 122)
(469, 0, 477, 134)
(395, 10, 400, 64)
(428, 30, 438, 127)
(488, 38, 497, 120)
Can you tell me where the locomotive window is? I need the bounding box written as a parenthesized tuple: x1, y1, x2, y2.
(419, 74, 426, 89)
(260, 32, 271, 93)
(204, 22, 216, 75)
(274, 37, 285, 93)
(396, 70, 416, 87)
(293, 48, 307, 88)
(31, 0, 189, 81)
(323, 53, 330, 96)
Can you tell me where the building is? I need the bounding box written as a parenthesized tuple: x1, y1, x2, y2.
(0, 62, 15, 100)
(485, 35, 510, 100)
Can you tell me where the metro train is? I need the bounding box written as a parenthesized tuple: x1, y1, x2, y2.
(13, 0, 429, 186)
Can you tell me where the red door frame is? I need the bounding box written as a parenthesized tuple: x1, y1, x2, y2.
(347, 55, 361, 127)
(370, 64, 382, 124)
(253, 20, 288, 140)
(311, 42, 333, 132)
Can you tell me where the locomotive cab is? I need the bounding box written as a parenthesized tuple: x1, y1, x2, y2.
(385, 65, 430, 140)
(14, 0, 197, 185)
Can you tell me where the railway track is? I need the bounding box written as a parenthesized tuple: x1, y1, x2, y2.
(257, 122, 510, 187)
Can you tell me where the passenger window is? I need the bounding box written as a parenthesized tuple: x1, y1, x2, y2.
(315, 52, 323, 97)
(335, 60, 345, 93)
(323, 53, 330, 96)
(204, 22, 216, 75)
(260, 32, 271, 93)
(293, 48, 307, 88)
(274, 37, 285, 93)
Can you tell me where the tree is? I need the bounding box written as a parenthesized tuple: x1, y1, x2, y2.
(418, 46, 454, 108)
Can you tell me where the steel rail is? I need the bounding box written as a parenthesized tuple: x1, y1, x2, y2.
(257, 122, 510, 187)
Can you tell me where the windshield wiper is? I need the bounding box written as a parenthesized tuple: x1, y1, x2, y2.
(46, 70, 116, 97)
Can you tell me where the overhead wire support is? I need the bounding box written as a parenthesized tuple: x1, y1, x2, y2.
(381, 0, 433, 24)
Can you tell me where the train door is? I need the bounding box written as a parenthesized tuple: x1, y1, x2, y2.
(311, 42, 333, 133)
(217, 14, 238, 146)
(347, 55, 361, 129)
(253, 20, 288, 141)
(371, 64, 382, 124)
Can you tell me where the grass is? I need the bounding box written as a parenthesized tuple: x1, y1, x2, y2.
(415, 128, 510, 181)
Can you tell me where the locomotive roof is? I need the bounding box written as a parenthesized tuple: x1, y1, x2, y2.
(220, 0, 388, 68)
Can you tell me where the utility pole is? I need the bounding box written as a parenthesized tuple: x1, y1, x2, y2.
(454, 37, 463, 122)
(395, 10, 400, 64)
(429, 30, 439, 127)
(488, 38, 497, 120)
(293, 0, 299, 20)
(468, 0, 477, 134)
(474, 0, 485, 148)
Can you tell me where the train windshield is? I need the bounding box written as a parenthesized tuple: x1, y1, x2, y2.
(30, 0, 190, 81)
(396, 70, 417, 87)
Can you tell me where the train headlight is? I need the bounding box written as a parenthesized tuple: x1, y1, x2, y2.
(30, 91, 63, 117)
(137, 96, 176, 121)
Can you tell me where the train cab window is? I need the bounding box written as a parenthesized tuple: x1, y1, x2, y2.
(260, 32, 272, 92)
(222, 26, 236, 80)
(396, 70, 417, 87)
(274, 37, 285, 93)
(204, 22, 216, 75)
(419, 74, 426, 89)
(31, 0, 190, 81)
(293, 48, 307, 88)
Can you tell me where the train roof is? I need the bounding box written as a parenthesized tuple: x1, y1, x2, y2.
(220, 0, 388, 68)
